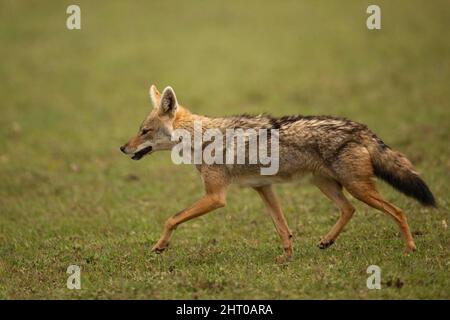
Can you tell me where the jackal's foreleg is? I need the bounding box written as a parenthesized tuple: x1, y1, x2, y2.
(254, 185, 293, 260)
(152, 174, 228, 253)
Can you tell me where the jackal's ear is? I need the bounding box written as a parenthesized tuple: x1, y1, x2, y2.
(149, 85, 161, 108)
(159, 86, 178, 117)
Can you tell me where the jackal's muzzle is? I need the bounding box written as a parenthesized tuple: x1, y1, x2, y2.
(130, 145, 153, 160)
(120, 144, 153, 160)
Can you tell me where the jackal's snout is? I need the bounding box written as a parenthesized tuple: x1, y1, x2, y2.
(119, 143, 134, 155)
(120, 142, 154, 160)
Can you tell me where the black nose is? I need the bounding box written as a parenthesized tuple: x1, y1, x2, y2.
(120, 145, 126, 153)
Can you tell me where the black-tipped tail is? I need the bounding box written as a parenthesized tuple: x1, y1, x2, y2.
(373, 162, 436, 207)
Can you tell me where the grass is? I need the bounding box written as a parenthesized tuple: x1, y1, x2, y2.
(0, 0, 449, 299)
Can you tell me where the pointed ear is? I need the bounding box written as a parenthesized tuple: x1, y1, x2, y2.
(149, 85, 161, 108)
(159, 86, 178, 117)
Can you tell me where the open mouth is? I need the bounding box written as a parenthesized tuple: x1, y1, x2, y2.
(131, 146, 153, 160)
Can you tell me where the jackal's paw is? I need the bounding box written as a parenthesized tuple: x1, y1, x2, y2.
(275, 254, 291, 264)
(403, 243, 417, 255)
(317, 239, 334, 249)
(151, 242, 169, 254)
(275, 247, 293, 263)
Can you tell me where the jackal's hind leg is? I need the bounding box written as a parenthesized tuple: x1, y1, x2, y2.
(344, 180, 416, 253)
(254, 185, 293, 261)
(313, 175, 355, 249)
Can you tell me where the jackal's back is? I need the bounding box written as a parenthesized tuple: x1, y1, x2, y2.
(219, 113, 380, 168)
(204, 113, 381, 179)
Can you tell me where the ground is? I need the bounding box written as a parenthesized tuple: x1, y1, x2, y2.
(0, 0, 449, 299)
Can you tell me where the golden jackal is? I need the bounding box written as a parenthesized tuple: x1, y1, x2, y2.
(120, 85, 435, 259)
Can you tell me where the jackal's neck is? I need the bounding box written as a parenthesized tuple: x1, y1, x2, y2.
(173, 106, 213, 133)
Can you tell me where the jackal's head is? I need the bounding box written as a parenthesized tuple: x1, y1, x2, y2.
(120, 85, 179, 160)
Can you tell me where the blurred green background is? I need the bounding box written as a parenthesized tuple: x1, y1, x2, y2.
(0, 0, 449, 299)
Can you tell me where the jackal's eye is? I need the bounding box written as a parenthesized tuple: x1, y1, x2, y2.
(141, 128, 150, 135)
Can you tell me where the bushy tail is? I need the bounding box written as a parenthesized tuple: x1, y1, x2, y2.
(367, 142, 436, 207)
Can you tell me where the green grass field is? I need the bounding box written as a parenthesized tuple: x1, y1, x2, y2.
(1, 0, 449, 299)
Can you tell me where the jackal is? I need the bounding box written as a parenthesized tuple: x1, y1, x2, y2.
(120, 85, 435, 259)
